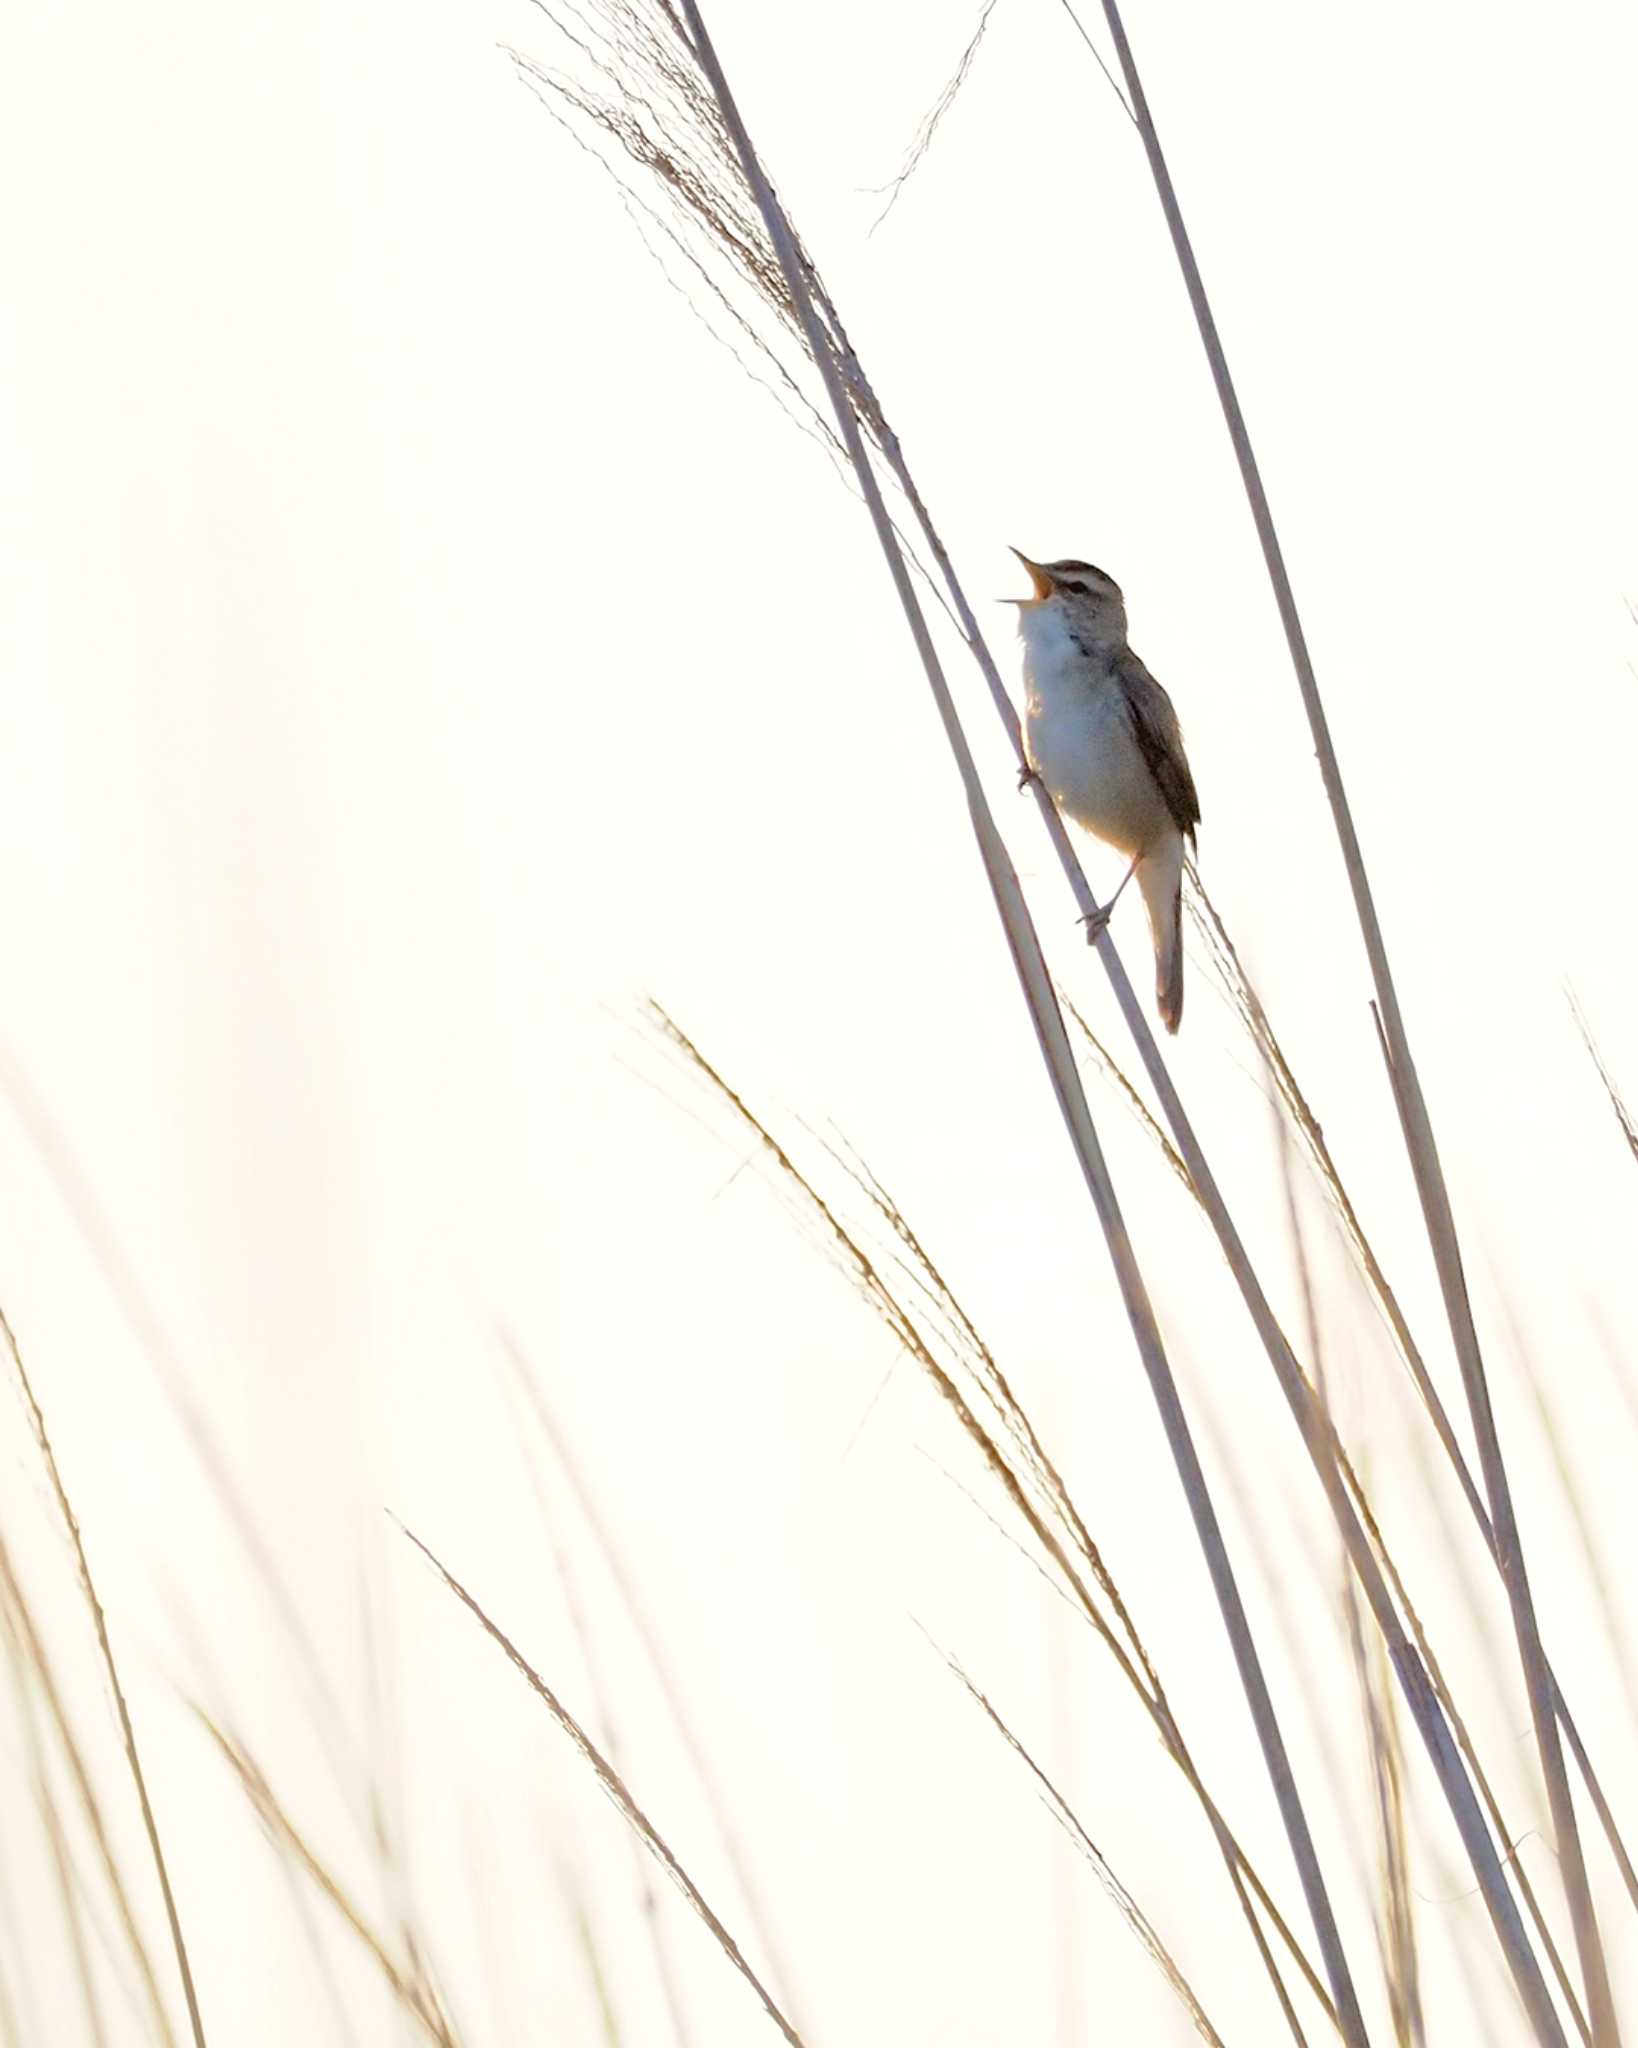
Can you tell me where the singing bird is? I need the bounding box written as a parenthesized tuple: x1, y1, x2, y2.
(1010, 551, 1200, 1033)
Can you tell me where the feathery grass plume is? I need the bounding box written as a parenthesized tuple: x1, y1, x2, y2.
(499, 1326, 806, 2037)
(504, 0, 862, 469)
(871, 0, 1135, 234)
(190, 1707, 462, 2048)
(393, 1523, 808, 2048)
(0, 1303, 206, 2048)
(1076, 2, 1620, 2029)
(641, 1001, 1334, 2044)
(869, 0, 1000, 230)
(504, 0, 974, 632)
(935, 1642, 1227, 2048)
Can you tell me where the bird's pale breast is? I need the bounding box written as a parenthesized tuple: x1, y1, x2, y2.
(1021, 614, 1170, 857)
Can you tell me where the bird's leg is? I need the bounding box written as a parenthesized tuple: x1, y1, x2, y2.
(1080, 857, 1138, 943)
(1017, 760, 1040, 793)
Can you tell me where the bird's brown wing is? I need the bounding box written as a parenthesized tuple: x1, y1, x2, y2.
(1115, 649, 1200, 844)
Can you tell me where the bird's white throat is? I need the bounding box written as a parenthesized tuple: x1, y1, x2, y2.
(1017, 601, 1123, 704)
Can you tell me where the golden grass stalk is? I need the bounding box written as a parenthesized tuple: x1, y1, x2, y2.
(394, 1522, 808, 2048)
(189, 1709, 460, 2048)
(645, 1001, 1332, 2043)
(0, 1525, 176, 2046)
(498, 1354, 700, 2048)
(0, 1304, 205, 2048)
(0, 1057, 360, 1800)
(936, 1644, 1228, 2048)
(1, 1580, 110, 2048)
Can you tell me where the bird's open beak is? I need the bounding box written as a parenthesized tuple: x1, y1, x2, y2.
(1004, 547, 1054, 603)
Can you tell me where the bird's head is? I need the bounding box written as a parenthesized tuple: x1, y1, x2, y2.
(1007, 551, 1128, 645)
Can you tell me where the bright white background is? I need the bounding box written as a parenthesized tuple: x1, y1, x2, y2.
(1, 1, 1636, 2043)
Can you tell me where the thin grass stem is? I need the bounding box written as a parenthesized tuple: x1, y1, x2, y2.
(1191, 874, 1638, 1921)
(395, 1524, 807, 2048)
(0, 1533, 177, 2048)
(501, 1370, 699, 2048)
(0, 1304, 206, 2048)
(189, 1711, 458, 2048)
(648, 1006, 1329, 2043)
(500, 1328, 806, 2032)
(1084, 5, 1620, 2033)
(937, 1645, 1228, 2047)
(669, 9, 1372, 2038)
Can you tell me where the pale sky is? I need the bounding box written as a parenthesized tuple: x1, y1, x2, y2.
(2, 1, 1636, 2044)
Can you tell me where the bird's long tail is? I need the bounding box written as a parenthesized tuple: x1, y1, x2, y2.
(1138, 839, 1185, 1035)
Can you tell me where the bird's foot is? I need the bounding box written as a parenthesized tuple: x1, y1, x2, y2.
(1079, 905, 1112, 945)
(1017, 762, 1040, 793)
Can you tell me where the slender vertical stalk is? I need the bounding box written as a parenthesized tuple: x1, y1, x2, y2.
(853, 373, 1565, 2041)
(502, 1365, 699, 2048)
(1087, 7, 1620, 2039)
(399, 1528, 807, 2048)
(671, 7, 1370, 2041)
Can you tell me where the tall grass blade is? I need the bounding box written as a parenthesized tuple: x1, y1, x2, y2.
(938, 1646, 1228, 2048)
(0, 1529, 177, 2047)
(646, 1003, 1332, 2042)
(190, 1709, 459, 2048)
(1079, 2, 1620, 2031)
(0, 1304, 206, 2048)
(1191, 873, 1637, 1920)
(395, 1522, 808, 2048)
(500, 1364, 699, 2048)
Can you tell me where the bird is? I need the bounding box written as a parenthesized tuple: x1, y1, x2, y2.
(1008, 550, 1200, 1033)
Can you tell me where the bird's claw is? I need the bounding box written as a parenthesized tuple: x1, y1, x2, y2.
(1017, 763, 1039, 793)
(1079, 906, 1112, 945)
